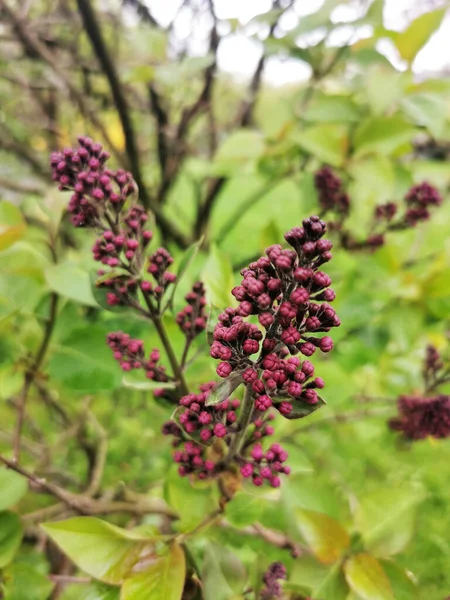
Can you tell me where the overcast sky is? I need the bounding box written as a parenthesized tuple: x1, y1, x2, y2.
(143, 0, 450, 85)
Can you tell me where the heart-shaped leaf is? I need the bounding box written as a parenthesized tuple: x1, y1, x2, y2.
(121, 543, 185, 600)
(0, 467, 28, 511)
(344, 554, 394, 600)
(0, 511, 23, 568)
(42, 517, 156, 584)
(296, 509, 350, 564)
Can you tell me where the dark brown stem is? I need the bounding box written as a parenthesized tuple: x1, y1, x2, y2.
(14, 292, 58, 463)
(141, 291, 189, 397)
(180, 338, 193, 370)
(0, 0, 119, 160)
(224, 385, 254, 466)
(76, 0, 150, 210)
(0, 455, 177, 518)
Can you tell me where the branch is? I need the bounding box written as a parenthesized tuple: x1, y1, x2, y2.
(14, 292, 59, 462)
(0, 455, 177, 518)
(0, 131, 48, 179)
(149, 84, 170, 191)
(0, 0, 120, 161)
(154, 1, 220, 206)
(121, 0, 159, 26)
(251, 522, 306, 558)
(76, 0, 151, 211)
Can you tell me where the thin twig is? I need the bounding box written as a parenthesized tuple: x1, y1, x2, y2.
(0, 455, 177, 518)
(0, 0, 119, 160)
(76, 0, 151, 211)
(14, 292, 58, 463)
(141, 290, 189, 397)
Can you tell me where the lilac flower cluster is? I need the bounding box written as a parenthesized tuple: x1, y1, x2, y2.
(211, 217, 339, 416)
(260, 562, 287, 599)
(50, 136, 135, 227)
(107, 332, 170, 385)
(390, 344, 450, 440)
(163, 383, 278, 484)
(314, 166, 443, 251)
(176, 282, 207, 340)
(240, 443, 290, 488)
(389, 395, 450, 440)
(163, 217, 339, 487)
(314, 166, 350, 216)
(50, 137, 178, 309)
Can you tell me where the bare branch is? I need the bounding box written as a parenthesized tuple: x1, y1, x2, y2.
(76, 0, 151, 209)
(0, 0, 119, 160)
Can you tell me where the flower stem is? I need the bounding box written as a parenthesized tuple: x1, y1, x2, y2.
(141, 290, 189, 397)
(224, 384, 254, 466)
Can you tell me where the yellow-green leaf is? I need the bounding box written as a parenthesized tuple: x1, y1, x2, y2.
(0, 202, 26, 251)
(292, 124, 348, 167)
(41, 517, 153, 584)
(0, 467, 28, 511)
(354, 486, 425, 557)
(296, 509, 350, 564)
(344, 554, 394, 600)
(0, 512, 23, 568)
(394, 9, 447, 63)
(121, 543, 185, 600)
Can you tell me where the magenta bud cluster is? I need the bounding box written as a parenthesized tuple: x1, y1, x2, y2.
(261, 562, 287, 599)
(176, 282, 207, 339)
(389, 394, 450, 440)
(50, 138, 180, 310)
(404, 182, 442, 226)
(162, 382, 283, 487)
(314, 166, 350, 215)
(240, 443, 290, 488)
(107, 332, 170, 389)
(50, 136, 135, 227)
(209, 216, 339, 420)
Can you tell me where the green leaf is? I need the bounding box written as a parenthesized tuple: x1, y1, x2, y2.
(202, 244, 234, 308)
(164, 468, 217, 531)
(225, 491, 263, 527)
(84, 582, 120, 600)
(89, 271, 131, 313)
(279, 396, 326, 419)
(314, 561, 349, 600)
(202, 542, 246, 600)
(304, 95, 362, 124)
(394, 9, 446, 63)
(205, 372, 243, 407)
(401, 92, 447, 138)
(364, 66, 406, 115)
(46, 262, 98, 307)
(354, 486, 425, 556)
(121, 543, 185, 600)
(48, 325, 121, 392)
(296, 509, 350, 564)
(168, 238, 203, 310)
(0, 201, 26, 251)
(379, 560, 419, 600)
(292, 124, 348, 166)
(344, 554, 394, 600)
(0, 512, 23, 568)
(41, 517, 151, 584)
(353, 117, 415, 157)
(213, 130, 265, 175)
(2, 563, 54, 600)
(0, 468, 28, 511)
